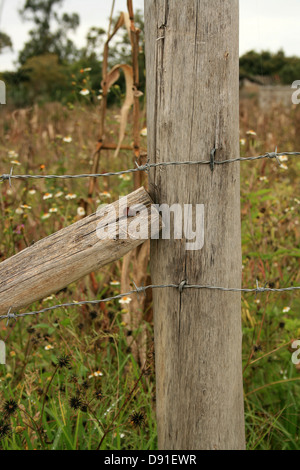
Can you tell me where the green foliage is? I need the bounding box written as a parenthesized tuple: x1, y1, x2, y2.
(21, 54, 69, 103)
(0, 32, 13, 53)
(19, 0, 79, 65)
(240, 49, 300, 84)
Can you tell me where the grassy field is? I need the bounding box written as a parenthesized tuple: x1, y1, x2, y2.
(0, 96, 299, 450)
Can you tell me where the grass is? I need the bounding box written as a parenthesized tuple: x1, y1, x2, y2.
(0, 95, 299, 450)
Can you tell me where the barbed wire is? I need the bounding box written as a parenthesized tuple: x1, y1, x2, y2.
(1, 151, 300, 185)
(1, 281, 299, 325)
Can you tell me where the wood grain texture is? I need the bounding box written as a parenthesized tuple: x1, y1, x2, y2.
(0, 187, 158, 316)
(145, 0, 245, 450)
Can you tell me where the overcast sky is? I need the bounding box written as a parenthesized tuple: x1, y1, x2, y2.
(0, 0, 299, 71)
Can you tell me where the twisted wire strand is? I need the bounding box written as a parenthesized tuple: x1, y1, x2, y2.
(1, 151, 300, 183)
(1, 282, 299, 324)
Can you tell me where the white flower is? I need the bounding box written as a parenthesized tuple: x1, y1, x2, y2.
(246, 130, 257, 136)
(11, 160, 21, 166)
(49, 207, 58, 213)
(278, 155, 288, 162)
(65, 193, 77, 200)
(99, 191, 111, 199)
(283, 307, 291, 313)
(45, 345, 54, 351)
(8, 150, 19, 159)
(63, 136, 72, 143)
(259, 176, 268, 182)
(80, 88, 90, 96)
(119, 296, 132, 305)
(83, 68, 92, 72)
(28, 189, 36, 195)
(15, 207, 24, 215)
(20, 204, 31, 210)
(140, 127, 147, 137)
(110, 281, 120, 286)
(239, 139, 246, 146)
(43, 193, 53, 200)
(55, 191, 64, 198)
(77, 207, 86, 217)
(279, 163, 288, 170)
(88, 371, 103, 379)
(41, 212, 51, 220)
(118, 174, 131, 182)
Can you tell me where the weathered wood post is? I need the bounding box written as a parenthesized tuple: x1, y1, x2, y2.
(145, 0, 245, 449)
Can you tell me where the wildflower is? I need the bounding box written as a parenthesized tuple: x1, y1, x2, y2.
(88, 371, 103, 379)
(279, 163, 288, 170)
(246, 130, 257, 136)
(259, 176, 268, 182)
(119, 296, 132, 305)
(77, 207, 86, 217)
(3, 399, 18, 417)
(15, 207, 24, 215)
(83, 67, 92, 72)
(99, 191, 111, 199)
(140, 127, 147, 137)
(63, 136, 72, 143)
(41, 213, 51, 220)
(11, 160, 21, 166)
(65, 193, 77, 200)
(55, 191, 64, 198)
(278, 155, 288, 162)
(283, 307, 291, 313)
(129, 411, 145, 428)
(239, 139, 246, 146)
(43, 296, 54, 302)
(49, 207, 58, 213)
(0, 419, 11, 440)
(69, 396, 83, 411)
(28, 189, 36, 195)
(79, 89, 90, 96)
(8, 150, 19, 159)
(14, 224, 24, 235)
(45, 345, 54, 351)
(40, 164, 46, 170)
(110, 281, 120, 286)
(97, 95, 103, 100)
(43, 193, 53, 200)
(118, 174, 131, 182)
(94, 389, 103, 400)
(57, 354, 72, 369)
(20, 204, 31, 210)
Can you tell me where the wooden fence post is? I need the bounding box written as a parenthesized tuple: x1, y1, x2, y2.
(145, 0, 245, 449)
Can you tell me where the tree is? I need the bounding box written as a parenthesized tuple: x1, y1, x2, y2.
(19, 0, 79, 64)
(239, 49, 300, 84)
(0, 31, 12, 53)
